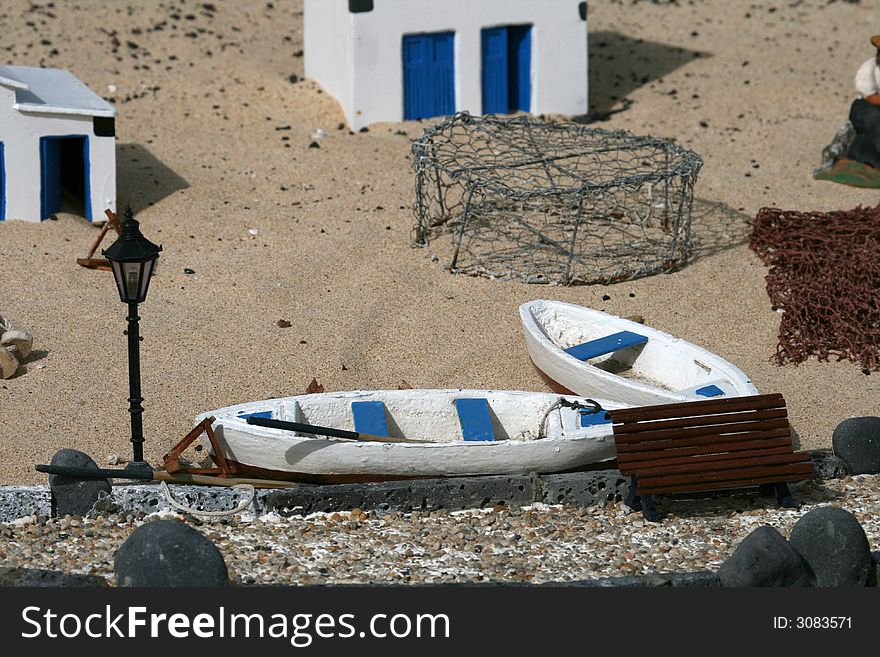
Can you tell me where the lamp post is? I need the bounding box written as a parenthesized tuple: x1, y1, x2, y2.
(103, 207, 162, 467)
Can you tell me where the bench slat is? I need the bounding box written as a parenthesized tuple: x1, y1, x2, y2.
(613, 418, 791, 444)
(612, 408, 789, 435)
(617, 442, 796, 470)
(638, 461, 813, 490)
(638, 464, 815, 495)
(632, 452, 811, 478)
(608, 393, 784, 423)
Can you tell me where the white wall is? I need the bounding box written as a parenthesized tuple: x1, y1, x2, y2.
(305, 0, 588, 130)
(304, 0, 354, 125)
(0, 102, 115, 223)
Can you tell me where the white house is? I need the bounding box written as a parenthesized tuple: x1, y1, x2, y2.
(0, 65, 116, 223)
(304, 0, 589, 130)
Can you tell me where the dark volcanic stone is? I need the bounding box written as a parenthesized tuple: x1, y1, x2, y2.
(718, 525, 810, 587)
(832, 417, 880, 475)
(0, 567, 107, 587)
(810, 449, 847, 480)
(789, 507, 872, 587)
(114, 519, 229, 587)
(48, 449, 112, 517)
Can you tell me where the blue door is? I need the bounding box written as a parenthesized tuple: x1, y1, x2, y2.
(40, 135, 91, 220)
(481, 25, 532, 114)
(403, 32, 455, 120)
(0, 142, 5, 221)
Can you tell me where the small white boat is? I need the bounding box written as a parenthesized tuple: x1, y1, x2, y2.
(519, 300, 758, 406)
(195, 389, 630, 482)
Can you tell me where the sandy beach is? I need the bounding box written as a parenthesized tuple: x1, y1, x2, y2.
(1, 0, 879, 485)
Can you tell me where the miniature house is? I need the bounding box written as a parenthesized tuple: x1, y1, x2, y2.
(304, 0, 589, 130)
(0, 65, 116, 223)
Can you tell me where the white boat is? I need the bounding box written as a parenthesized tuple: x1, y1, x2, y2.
(194, 389, 630, 482)
(519, 300, 758, 406)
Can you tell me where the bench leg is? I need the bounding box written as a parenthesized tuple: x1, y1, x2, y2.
(775, 482, 798, 509)
(625, 474, 641, 510)
(757, 483, 776, 497)
(640, 494, 662, 522)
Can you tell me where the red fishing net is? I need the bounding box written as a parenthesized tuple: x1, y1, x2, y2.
(749, 204, 880, 371)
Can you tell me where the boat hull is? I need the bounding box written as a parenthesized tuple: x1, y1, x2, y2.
(196, 389, 627, 481)
(520, 300, 758, 405)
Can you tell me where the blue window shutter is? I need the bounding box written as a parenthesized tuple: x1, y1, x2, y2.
(481, 27, 508, 114)
(403, 32, 455, 120)
(508, 25, 532, 112)
(40, 137, 61, 219)
(432, 32, 455, 116)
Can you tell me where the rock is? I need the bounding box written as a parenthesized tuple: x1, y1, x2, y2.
(0, 347, 19, 379)
(718, 525, 810, 587)
(114, 519, 229, 587)
(0, 315, 9, 338)
(1, 329, 33, 360)
(47, 449, 112, 517)
(0, 566, 107, 587)
(832, 417, 880, 475)
(810, 449, 847, 480)
(817, 122, 855, 171)
(789, 507, 872, 587)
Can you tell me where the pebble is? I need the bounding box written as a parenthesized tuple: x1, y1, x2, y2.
(0, 477, 878, 586)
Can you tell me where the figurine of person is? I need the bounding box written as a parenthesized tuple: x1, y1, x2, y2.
(848, 36, 880, 167)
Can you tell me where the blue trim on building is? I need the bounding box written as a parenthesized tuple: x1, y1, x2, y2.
(39, 134, 91, 221)
(402, 31, 455, 120)
(481, 25, 532, 114)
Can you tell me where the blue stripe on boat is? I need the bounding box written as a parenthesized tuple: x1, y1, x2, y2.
(696, 384, 725, 398)
(580, 410, 612, 427)
(238, 410, 273, 420)
(455, 398, 495, 442)
(563, 330, 648, 361)
(352, 401, 390, 437)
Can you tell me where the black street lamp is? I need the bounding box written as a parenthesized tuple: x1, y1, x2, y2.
(103, 207, 162, 466)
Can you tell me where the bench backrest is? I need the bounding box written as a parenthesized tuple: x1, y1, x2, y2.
(607, 394, 813, 495)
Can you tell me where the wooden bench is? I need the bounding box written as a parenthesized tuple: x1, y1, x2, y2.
(606, 393, 813, 521)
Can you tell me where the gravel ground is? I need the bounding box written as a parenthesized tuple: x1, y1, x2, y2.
(1, 475, 877, 586)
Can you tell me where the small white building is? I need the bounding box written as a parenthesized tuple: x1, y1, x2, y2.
(304, 0, 589, 130)
(0, 65, 116, 223)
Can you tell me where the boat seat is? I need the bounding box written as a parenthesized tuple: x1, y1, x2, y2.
(455, 398, 496, 442)
(237, 410, 274, 420)
(351, 401, 390, 437)
(676, 380, 730, 398)
(564, 330, 648, 361)
(580, 409, 613, 427)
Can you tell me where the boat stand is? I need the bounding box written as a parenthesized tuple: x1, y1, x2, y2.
(162, 416, 239, 477)
(76, 209, 122, 270)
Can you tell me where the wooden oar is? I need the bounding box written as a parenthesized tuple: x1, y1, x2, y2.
(245, 416, 420, 443)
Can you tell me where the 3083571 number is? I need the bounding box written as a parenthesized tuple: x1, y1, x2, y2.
(796, 617, 851, 629)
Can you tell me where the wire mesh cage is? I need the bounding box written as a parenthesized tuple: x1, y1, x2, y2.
(412, 112, 703, 285)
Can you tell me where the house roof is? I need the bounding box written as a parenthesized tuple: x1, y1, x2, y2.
(0, 65, 117, 118)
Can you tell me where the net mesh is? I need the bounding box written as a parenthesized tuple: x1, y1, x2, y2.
(411, 112, 703, 285)
(749, 204, 880, 371)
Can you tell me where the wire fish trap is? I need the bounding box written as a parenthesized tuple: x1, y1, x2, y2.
(411, 112, 703, 285)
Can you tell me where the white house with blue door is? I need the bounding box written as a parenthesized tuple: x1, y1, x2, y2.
(304, 0, 589, 130)
(0, 65, 116, 223)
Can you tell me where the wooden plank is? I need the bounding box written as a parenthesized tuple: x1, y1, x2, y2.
(455, 398, 496, 442)
(612, 408, 788, 435)
(638, 461, 814, 490)
(563, 331, 648, 361)
(617, 443, 796, 470)
(613, 418, 791, 444)
(638, 465, 815, 495)
(607, 393, 784, 424)
(617, 437, 793, 465)
(616, 428, 793, 454)
(631, 452, 810, 478)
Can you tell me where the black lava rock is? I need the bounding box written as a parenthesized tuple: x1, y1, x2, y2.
(832, 417, 880, 475)
(718, 525, 809, 587)
(114, 519, 228, 587)
(48, 449, 112, 517)
(810, 449, 847, 480)
(0, 567, 107, 587)
(789, 507, 872, 587)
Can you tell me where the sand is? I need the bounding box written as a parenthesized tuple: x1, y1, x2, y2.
(1, 0, 879, 485)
